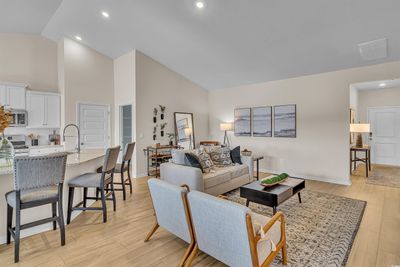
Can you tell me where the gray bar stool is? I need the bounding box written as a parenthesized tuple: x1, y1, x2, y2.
(97, 142, 135, 200)
(67, 146, 120, 224)
(5, 153, 68, 263)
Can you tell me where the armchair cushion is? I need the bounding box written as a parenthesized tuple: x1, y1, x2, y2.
(251, 212, 282, 266)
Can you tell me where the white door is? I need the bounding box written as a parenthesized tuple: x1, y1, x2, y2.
(368, 107, 400, 165)
(78, 103, 110, 149)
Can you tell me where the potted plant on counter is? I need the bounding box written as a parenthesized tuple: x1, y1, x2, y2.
(0, 106, 14, 169)
(166, 133, 175, 146)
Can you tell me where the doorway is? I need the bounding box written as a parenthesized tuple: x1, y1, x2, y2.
(119, 104, 133, 150)
(77, 103, 110, 149)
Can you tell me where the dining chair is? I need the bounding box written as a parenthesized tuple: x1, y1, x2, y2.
(5, 153, 68, 263)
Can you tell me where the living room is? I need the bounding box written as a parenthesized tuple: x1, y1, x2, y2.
(0, 1, 399, 266)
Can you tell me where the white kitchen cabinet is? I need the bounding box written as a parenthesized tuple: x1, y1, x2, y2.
(26, 91, 61, 128)
(0, 84, 26, 109)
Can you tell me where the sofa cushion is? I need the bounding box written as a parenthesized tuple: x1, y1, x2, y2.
(203, 164, 249, 189)
(193, 148, 214, 173)
(185, 153, 203, 171)
(230, 146, 242, 164)
(207, 146, 233, 167)
(171, 149, 191, 165)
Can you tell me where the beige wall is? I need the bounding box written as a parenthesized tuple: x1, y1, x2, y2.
(61, 38, 114, 148)
(135, 51, 209, 176)
(209, 61, 400, 185)
(358, 87, 400, 123)
(0, 33, 58, 92)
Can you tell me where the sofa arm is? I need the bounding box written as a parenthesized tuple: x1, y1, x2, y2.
(160, 163, 205, 192)
(241, 156, 254, 177)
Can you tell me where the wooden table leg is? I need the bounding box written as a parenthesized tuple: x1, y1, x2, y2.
(298, 192, 302, 203)
(353, 151, 357, 171)
(246, 199, 250, 207)
(273, 206, 277, 215)
(368, 149, 372, 171)
(256, 159, 260, 180)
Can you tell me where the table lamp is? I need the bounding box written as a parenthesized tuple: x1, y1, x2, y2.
(220, 122, 233, 147)
(350, 123, 370, 148)
(184, 127, 193, 149)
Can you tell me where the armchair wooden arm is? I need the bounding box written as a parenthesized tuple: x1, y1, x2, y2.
(246, 211, 287, 266)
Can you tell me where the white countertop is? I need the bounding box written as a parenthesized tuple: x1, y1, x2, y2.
(0, 149, 106, 175)
(29, 145, 64, 149)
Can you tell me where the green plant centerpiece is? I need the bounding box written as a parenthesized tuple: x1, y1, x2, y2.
(260, 173, 289, 187)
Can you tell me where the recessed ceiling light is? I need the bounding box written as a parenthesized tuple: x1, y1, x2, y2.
(195, 1, 205, 9)
(101, 11, 110, 18)
(379, 82, 386, 87)
(75, 35, 82, 41)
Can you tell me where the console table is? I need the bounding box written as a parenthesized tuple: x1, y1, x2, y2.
(252, 155, 264, 180)
(350, 145, 371, 177)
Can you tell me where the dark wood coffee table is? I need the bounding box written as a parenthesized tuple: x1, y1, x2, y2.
(240, 177, 305, 214)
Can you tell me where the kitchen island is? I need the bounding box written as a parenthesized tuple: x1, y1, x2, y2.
(0, 149, 106, 244)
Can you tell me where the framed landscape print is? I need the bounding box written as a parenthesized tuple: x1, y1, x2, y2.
(234, 108, 251, 136)
(274, 105, 296, 138)
(252, 106, 272, 137)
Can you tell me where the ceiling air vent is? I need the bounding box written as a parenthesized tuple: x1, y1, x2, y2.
(358, 38, 388, 61)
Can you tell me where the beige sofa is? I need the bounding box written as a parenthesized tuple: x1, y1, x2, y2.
(160, 149, 253, 196)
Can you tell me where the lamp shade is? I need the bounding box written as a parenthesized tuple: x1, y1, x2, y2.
(350, 123, 370, 133)
(220, 123, 233, 131)
(184, 127, 192, 136)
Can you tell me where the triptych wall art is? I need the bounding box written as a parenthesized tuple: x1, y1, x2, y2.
(234, 105, 296, 138)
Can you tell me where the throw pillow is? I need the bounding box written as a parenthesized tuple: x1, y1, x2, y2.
(185, 153, 203, 172)
(208, 146, 233, 167)
(230, 146, 242, 164)
(193, 148, 214, 173)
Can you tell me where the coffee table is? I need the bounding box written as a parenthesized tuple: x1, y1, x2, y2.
(240, 177, 305, 214)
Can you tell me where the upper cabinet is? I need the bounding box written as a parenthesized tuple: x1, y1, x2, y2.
(0, 84, 26, 109)
(26, 91, 61, 129)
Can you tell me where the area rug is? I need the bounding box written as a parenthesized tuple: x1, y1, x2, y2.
(365, 164, 400, 188)
(225, 189, 366, 267)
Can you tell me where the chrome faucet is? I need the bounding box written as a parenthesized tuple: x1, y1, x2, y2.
(63, 124, 81, 154)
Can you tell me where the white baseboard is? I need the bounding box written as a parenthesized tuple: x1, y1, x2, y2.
(258, 168, 352, 186)
(133, 173, 147, 178)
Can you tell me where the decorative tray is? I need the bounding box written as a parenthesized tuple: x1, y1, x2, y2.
(260, 173, 289, 187)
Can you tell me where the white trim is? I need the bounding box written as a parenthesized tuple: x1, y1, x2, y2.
(258, 168, 352, 186)
(0, 81, 28, 88)
(76, 102, 111, 148)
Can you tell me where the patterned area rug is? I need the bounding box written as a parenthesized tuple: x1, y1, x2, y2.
(365, 164, 400, 188)
(225, 189, 366, 267)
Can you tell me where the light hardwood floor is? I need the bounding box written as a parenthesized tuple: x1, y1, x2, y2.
(0, 167, 399, 267)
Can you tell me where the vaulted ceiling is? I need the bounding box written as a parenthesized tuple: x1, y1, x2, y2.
(1, 0, 400, 90)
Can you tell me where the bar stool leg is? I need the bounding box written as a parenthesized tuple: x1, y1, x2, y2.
(83, 187, 88, 208)
(58, 188, 66, 246)
(14, 206, 21, 263)
(127, 163, 133, 194)
(67, 187, 75, 224)
(121, 170, 126, 201)
(110, 180, 117, 211)
(6, 204, 12, 244)
(100, 187, 107, 223)
(52, 202, 57, 230)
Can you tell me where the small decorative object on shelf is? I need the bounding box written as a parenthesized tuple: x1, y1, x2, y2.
(260, 173, 289, 187)
(28, 133, 40, 146)
(0, 106, 14, 170)
(160, 122, 167, 137)
(153, 125, 158, 140)
(153, 107, 158, 123)
(166, 133, 175, 146)
(241, 149, 252, 156)
(159, 105, 166, 120)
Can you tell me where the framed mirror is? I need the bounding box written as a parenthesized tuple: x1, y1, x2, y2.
(174, 112, 195, 150)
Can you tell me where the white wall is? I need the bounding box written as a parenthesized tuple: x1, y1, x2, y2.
(60, 38, 114, 149)
(0, 33, 58, 92)
(209, 61, 400, 185)
(358, 87, 400, 123)
(135, 51, 209, 176)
